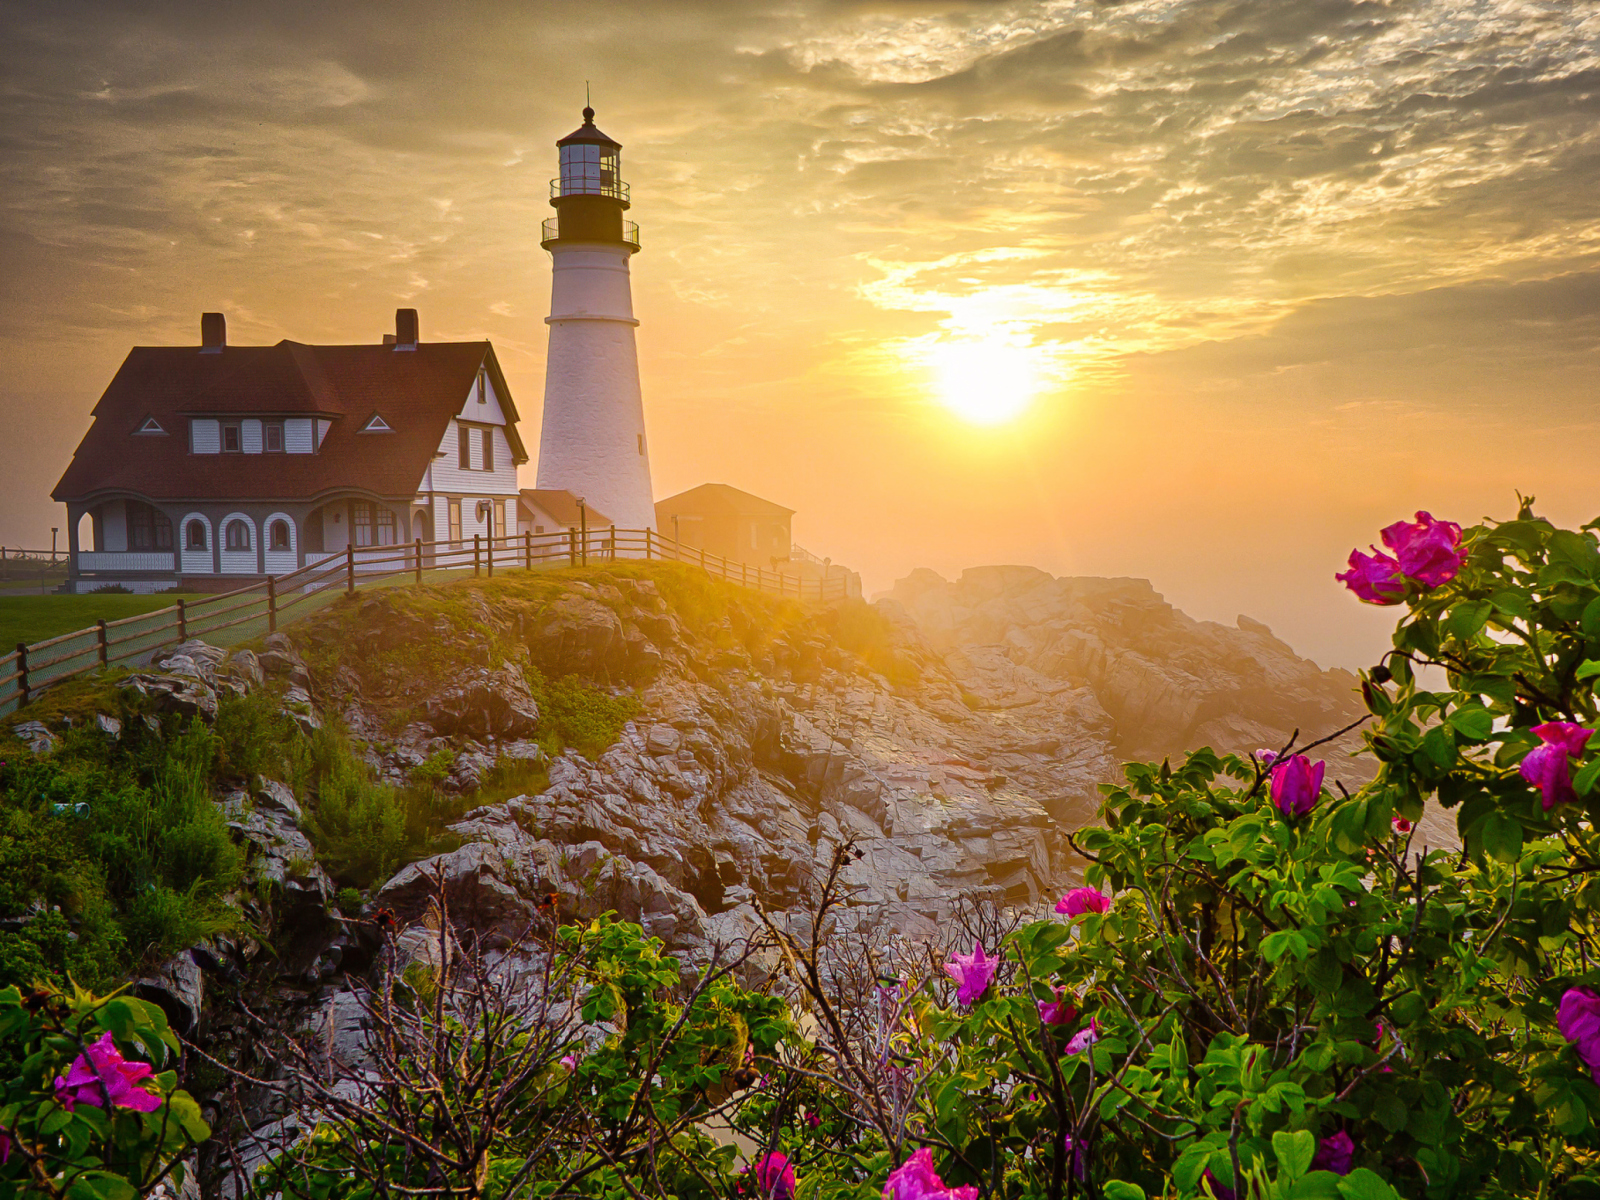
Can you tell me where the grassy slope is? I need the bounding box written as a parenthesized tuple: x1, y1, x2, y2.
(0, 595, 194, 650)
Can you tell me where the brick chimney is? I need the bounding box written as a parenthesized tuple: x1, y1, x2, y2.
(394, 308, 418, 351)
(200, 312, 225, 354)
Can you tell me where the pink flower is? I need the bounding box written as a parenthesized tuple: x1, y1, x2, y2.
(560, 1053, 580, 1072)
(1065, 1017, 1101, 1056)
(1253, 749, 1278, 765)
(1055, 887, 1112, 918)
(0, 1126, 10, 1165)
(1381, 512, 1465, 588)
(1393, 816, 1413, 834)
(1560, 987, 1600, 1083)
(1204, 1169, 1238, 1200)
(1311, 1131, 1355, 1176)
(805, 1112, 820, 1129)
(1336, 548, 1405, 605)
(743, 1152, 797, 1200)
(1521, 722, 1592, 810)
(943, 941, 998, 1007)
(1037, 986, 1078, 1027)
(883, 1148, 978, 1200)
(53, 1032, 163, 1114)
(1270, 755, 1325, 818)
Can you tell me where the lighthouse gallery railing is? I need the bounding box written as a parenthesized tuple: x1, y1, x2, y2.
(0, 527, 849, 716)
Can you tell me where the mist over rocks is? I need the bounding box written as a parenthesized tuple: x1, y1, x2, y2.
(884, 564, 1369, 786)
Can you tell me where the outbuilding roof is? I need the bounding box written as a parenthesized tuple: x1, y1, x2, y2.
(518, 488, 614, 528)
(655, 483, 796, 518)
(53, 338, 528, 504)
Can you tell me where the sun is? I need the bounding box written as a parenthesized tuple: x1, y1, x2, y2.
(928, 338, 1041, 425)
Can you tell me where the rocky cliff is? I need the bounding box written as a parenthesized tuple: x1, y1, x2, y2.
(284, 561, 1371, 954)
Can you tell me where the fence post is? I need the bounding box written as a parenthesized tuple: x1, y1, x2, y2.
(15, 644, 28, 708)
(525, 530, 532, 571)
(473, 534, 481, 577)
(97, 620, 108, 667)
(415, 537, 423, 585)
(177, 598, 187, 641)
(267, 576, 277, 633)
(569, 528, 577, 568)
(486, 534, 494, 578)
(345, 544, 356, 595)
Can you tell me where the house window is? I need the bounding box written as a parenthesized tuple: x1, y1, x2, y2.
(128, 504, 172, 551)
(481, 429, 493, 472)
(376, 507, 396, 546)
(478, 369, 488, 403)
(448, 499, 462, 544)
(185, 521, 208, 551)
(268, 520, 291, 551)
(264, 421, 284, 452)
(225, 520, 250, 551)
(458, 425, 471, 470)
(638, 434, 644, 456)
(352, 502, 373, 547)
(222, 421, 241, 453)
(495, 499, 507, 537)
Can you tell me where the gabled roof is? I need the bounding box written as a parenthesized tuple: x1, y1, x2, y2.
(518, 488, 613, 528)
(54, 339, 529, 503)
(655, 483, 795, 519)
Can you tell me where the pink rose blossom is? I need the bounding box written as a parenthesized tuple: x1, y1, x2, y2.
(1381, 511, 1466, 588)
(1054, 887, 1112, 918)
(53, 1032, 163, 1114)
(1270, 755, 1325, 818)
(943, 942, 998, 1007)
(1560, 987, 1600, 1083)
(883, 1148, 978, 1200)
(743, 1153, 797, 1200)
(1521, 722, 1593, 809)
(1037, 986, 1078, 1027)
(1311, 1131, 1355, 1176)
(1336, 548, 1405, 605)
(1065, 1017, 1101, 1056)
(1393, 816, 1413, 834)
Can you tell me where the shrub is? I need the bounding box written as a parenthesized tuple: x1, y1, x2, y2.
(529, 668, 639, 760)
(0, 982, 209, 1197)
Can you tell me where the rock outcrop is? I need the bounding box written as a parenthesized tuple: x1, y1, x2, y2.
(279, 563, 1374, 955)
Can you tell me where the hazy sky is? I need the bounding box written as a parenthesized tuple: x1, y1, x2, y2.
(3, 0, 1598, 668)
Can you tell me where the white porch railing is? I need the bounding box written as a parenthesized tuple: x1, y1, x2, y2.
(77, 551, 176, 572)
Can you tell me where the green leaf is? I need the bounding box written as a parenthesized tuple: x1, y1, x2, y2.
(1577, 658, 1600, 681)
(1102, 1184, 1146, 1200)
(1446, 706, 1494, 741)
(1420, 725, 1456, 772)
(1480, 812, 1524, 864)
(1371, 1089, 1407, 1131)
(1289, 1175, 1348, 1200)
(1491, 589, 1531, 619)
(1338, 1167, 1402, 1199)
(1273, 1129, 1316, 1181)
(1443, 601, 1492, 641)
(1577, 756, 1600, 798)
(1262, 931, 1311, 963)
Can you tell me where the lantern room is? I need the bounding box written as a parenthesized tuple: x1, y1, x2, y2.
(543, 106, 640, 251)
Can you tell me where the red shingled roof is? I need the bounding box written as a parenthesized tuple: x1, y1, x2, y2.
(53, 339, 528, 503)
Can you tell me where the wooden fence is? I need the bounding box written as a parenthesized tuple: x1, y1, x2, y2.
(0, 527, 848, 716)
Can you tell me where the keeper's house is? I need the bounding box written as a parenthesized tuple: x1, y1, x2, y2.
(51, 309, 527, 593)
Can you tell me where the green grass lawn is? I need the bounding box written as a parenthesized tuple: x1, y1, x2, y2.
(0, 594, 193, 652)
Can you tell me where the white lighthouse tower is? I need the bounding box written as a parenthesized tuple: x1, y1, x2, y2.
(534, 107, 656, 532)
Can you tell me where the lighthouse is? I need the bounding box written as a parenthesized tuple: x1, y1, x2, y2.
(534, 107, 656, 532)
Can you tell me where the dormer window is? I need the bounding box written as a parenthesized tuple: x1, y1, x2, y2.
(360, 413, 392, 434)
(477, 368, 488, 403)
(264, 420, 284, 452)
(221, 421, 241, 453)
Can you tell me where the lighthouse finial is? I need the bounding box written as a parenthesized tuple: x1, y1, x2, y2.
(584, 81, 593, 122)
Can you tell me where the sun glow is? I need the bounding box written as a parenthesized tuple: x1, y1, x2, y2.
(929, 338, 1042, 425)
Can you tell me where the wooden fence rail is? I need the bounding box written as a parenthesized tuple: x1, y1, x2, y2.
(0, 528, 849, 716)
